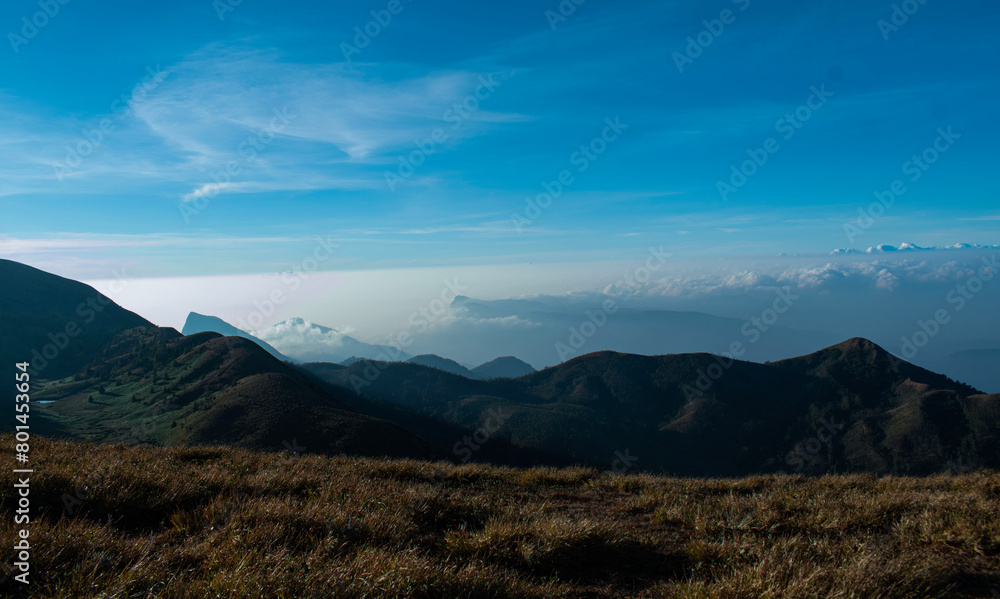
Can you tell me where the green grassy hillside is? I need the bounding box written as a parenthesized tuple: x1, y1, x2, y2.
(33, 327, 441, 460)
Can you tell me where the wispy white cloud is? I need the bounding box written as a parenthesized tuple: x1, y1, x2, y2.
(958, 214, 1000, 222)
(0, 44, 525, 203)
(0, 233, 325, 254)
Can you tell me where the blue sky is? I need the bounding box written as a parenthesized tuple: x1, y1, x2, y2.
(0, 0, 998, 278)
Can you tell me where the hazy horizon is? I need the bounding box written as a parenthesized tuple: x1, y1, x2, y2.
(57, 246, 996, 393)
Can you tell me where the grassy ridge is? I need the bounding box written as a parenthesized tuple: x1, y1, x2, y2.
(311, 340, 999, 476)
(1, 435, 999, 598)
(32, 329, 441, 460)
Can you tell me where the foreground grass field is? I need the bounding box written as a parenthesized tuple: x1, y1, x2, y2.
(1, 435, 999, 598)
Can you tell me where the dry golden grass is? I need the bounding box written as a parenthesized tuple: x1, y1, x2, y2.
(1, 434, 998, 598)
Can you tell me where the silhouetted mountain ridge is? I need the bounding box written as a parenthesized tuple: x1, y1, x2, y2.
(0, 259, 153, 379)
(471, 356, 536, 379)
(402, 354, 536, 379)
(407, 354, 471, 376)
(307, 339, 997, 475)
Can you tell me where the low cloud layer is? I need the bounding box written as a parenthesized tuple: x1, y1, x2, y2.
(248, 318, 408, 363)
(91, 249, 1000, 391)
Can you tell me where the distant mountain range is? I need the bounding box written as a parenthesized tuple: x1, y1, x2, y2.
(305, 339, 998, 476)
(470, 356, 537, 379)
(180, 311, 537, 378)
(406, 354, 536, 379)
(246, 317, 411, 364)
(4, 259, 999, 476)
(425, 295, 842, 368)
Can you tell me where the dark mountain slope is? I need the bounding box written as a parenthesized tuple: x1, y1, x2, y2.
(0, 259, 152, 379)
(470, 356, 536, 379)
(308, 340, 997, 476)
(772, 337, 978, 400)
(35, 327, 443, 460)
(407, 354, 472, 377)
